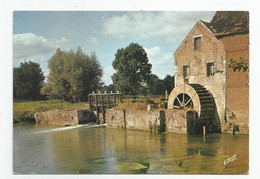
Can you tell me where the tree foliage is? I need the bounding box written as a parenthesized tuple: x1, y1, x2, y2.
(147, 74, 165, 95)
(228, 57, 249, 72)
(13, 61, 45, 100)
(163, 75, 175, 94)
(112, 43, 152, 95)
(41, 47, 103, 102)
(146, 74, 175, 95)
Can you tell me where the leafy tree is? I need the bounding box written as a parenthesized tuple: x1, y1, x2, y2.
(98, 84, 115, 93)
(147, 74, 166, 95)
(163, 75, 175, 94)
(13, 61, 45, 100)
(112, 43, 152, 95)
(41, 47, 103, 102)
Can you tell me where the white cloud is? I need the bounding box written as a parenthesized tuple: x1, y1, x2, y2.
(56, 37, 69, 43)
(102, 65, 115, 85)
(102, 11, 215, 43)
(151, 52, 175, 79)
(144, 46, 160, 56)
(144, 46, 174, 78)
(13, 33, 68, 59)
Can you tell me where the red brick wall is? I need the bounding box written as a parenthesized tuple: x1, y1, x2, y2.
(220, 34, 249, 134)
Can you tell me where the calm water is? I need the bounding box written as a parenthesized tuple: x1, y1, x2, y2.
(13, 124, 249, 174)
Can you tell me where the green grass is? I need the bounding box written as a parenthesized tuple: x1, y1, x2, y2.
(13, 100, 88, 124)
(116, 96, 167, 111)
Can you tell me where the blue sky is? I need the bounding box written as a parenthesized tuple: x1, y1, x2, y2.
(13, 11, 215, 85)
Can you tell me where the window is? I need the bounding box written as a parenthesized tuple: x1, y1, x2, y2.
(207, 62, 214, 76)
(183, 65, 189, 79)
(194, 37, 201, 50)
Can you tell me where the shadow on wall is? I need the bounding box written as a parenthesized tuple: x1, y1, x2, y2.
(186, 97, 221, 134)
(211, 97, 222, 133)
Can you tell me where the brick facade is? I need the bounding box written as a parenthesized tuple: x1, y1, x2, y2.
(221, 34, 249, 134)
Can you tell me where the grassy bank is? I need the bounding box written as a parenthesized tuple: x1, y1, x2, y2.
(115, 95, 167, 111)
(13, 100, 88, 124)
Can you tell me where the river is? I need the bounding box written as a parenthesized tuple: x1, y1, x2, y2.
(13, 124, 248, 174)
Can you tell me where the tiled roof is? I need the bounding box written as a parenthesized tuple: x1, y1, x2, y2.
(201, 11, 249, 38)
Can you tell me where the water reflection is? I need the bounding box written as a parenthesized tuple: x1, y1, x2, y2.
(13, 125, 248, 174)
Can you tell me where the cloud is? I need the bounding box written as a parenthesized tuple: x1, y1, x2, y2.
(102, 65, 115, 85)
(102, 11, 215, 43)
(13, 33, 68, 59)
(150, 52, 175, 79)
(144, 46, 160, 56)
(56, 37, 69, 43)
(144, 46, 174, 78)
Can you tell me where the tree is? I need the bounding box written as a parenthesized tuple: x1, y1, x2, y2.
(98, 84, 115, 93)
(163, 75, 175, 94)
(41, 47, 103, 102)
(112, 43, 152, 95)
(13, 61, 45, 100)
(147, 74, 166, 95)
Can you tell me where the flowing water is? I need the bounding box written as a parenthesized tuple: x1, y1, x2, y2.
(13, 124, 249, 174)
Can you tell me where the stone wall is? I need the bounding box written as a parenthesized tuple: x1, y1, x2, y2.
(34, 110, 96, 126)
(174, 21, 226, 132)
(106, 109, 166, 132)
(106, 108, 192, 134)
(164, 110, 187, 134)
(106, 109, 125, 128)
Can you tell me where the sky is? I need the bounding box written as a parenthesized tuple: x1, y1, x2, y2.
(13, 11, 216, 85)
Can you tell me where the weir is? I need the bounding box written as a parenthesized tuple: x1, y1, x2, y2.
(88, 91, 122, 124)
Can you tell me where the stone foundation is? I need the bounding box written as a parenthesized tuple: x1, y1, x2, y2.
(106, 109, 191, 134)
(34, 110, 96, 126)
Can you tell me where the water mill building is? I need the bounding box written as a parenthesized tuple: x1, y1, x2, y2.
(168, 11, 249, 134)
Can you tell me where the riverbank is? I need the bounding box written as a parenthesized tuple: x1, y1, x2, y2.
(13, 100, 88, 124)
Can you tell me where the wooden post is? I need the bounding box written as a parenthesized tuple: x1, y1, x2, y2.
(203, 126, 206, 135)
(101, 94, 104, 111)
(107, 94, 110, 108)
(101, 94, 104, 123)
(123, 109, 126, 129)
(96, 107, 99, 124)
(114, 94, 116, 107)
(89, 95, 92, 111)
(95, 95, 98, 111)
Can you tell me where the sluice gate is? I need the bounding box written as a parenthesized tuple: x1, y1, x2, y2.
(88, 92, 122, 124)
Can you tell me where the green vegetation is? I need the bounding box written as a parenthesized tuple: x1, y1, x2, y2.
(13, 100, 88, 124)
(118, 162, 150, 174)
(41, 47, 103, 102)
(13, 61, 45, 100)
(115, 95, 168, 111)
(163, 74, 175, 94)
(147, 74, 165, 95)
(228, 57, 249, 72)
(233, 124, 239, 134)
(111, 43, 174, 96)
(12, 44, 175, 126)
(112, 43, 152, 95)
(146, 74, 175, 95)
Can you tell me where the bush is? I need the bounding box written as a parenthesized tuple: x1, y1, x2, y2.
(13, 111, 35, 124)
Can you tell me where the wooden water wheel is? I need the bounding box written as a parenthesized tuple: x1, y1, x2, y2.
(168, 84, 215, 123)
